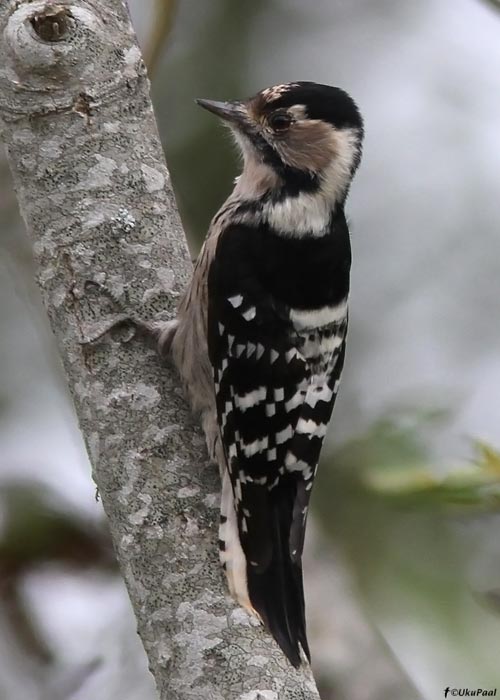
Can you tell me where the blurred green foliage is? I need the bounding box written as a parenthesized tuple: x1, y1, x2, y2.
(314, 412, 500, 694)
(325, 412, 500, 510)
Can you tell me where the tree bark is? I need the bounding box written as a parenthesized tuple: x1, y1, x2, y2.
(0, 1, 321, 698)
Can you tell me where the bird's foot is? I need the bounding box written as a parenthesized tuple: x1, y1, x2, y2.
(78, 280, 175, 350)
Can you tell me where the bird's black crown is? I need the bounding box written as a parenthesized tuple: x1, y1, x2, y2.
(257, 81, 363, 132)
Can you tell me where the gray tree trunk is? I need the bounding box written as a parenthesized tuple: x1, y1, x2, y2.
(0, 1, 321, 698)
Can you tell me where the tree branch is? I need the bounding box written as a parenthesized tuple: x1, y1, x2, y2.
(479, 0, 500, 12)
(0, 1, 321, 698)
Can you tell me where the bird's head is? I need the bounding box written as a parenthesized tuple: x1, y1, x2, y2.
(197, 81, 364, 212)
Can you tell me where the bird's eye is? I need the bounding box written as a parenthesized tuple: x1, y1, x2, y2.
(269, 112, 292, 132)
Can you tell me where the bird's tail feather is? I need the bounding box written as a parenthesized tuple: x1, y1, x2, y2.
(246, 499, 309, 667)
(219, 474, 309, 667)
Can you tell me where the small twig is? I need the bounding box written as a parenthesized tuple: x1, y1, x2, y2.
(143, 0, 178, 76)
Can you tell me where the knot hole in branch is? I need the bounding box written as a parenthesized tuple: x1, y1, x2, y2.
(31, 7, 73, 43)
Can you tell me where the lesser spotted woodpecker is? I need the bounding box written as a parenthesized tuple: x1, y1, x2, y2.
(161, 82, 364, 667)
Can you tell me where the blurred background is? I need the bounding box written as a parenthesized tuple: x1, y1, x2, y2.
(1, 0, 499, 698)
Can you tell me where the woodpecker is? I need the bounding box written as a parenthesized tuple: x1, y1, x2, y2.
(161, 82, 364, 667)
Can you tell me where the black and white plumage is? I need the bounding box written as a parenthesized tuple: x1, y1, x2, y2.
(162, 82, 363, 667)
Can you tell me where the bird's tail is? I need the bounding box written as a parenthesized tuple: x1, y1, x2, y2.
(219, 473, 309, 667)
(245, 496, 310, 667)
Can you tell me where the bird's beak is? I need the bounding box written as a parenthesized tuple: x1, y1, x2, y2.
(195, 98, 248, 127)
